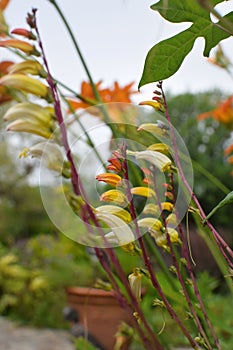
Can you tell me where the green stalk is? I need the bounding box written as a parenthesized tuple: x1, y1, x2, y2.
(193, 214, 233, 294)
(192, 159, 230, 195)
(48, 0, 114, 126)
(144, 234, 178, 291)
(48, 0, 100, 102)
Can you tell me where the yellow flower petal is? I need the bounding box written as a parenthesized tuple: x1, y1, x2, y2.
(96, 212, 135, 245)
(8, 60, 47, 77)
(131, 186, 155, 198)
(100, 189, 128, 206)
(147, 143, 170, 155)
(139, 100, 165, 112)
(95, 205, 131, 223)
(7, 119, 53, 138)
(138, 217, 164, 233)
(128, 150, 172, 172)
(0, 74, 51, 100)
(128, 269, 142, 302)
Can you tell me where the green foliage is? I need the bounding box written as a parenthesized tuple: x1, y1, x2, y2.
(139, 0, 233, 87)
(0, 235, 96, 328)
(203, 190, 233, 223)
(166, 90, 232, 228)
(129, 272, 233, 349)
(74, 337, 98, 350)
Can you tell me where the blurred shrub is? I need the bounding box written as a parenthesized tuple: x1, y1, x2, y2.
(166, 90, 232, 228)
(0, 234, 98, 328)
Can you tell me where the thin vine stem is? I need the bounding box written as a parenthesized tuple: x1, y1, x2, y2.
(152, 170, 213, 349)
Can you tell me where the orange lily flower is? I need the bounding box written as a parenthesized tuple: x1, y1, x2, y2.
(224, 144, 233, 156)
(198, 96, 233, 129)
(68, 80, 136, 111)
(109, 81, 137, 103)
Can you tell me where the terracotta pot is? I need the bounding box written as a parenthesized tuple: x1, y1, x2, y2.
(65, 286, 132, 350)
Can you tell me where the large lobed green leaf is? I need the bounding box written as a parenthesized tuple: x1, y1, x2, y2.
(139, 0, 233, 88)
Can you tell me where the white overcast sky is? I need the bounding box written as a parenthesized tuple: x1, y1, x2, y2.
(3, 0, 233, 99)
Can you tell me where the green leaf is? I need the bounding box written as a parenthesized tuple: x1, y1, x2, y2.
(139, 0, 232, 88)
(202, 191, 233, 223)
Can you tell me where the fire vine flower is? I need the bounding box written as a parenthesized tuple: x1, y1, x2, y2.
(100, 189, 128, 206)
(3, 102, 56, 138)
(0, 38, 40, 55)
(96, 173, 123, 187)
(127, 149, 172, 173)
(0, 73, 52, 100)
(95, 211, 135, 245)
(8, 60, 47, 77)
(95, 205, 132, 224)
(19, 142, 70, 177)
(130, 186, 155, 198)
(128, 268, 142, 302)
(11, 27, 37, 40)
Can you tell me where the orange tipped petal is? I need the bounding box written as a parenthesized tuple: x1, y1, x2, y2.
(0, 39, 39, 56)
(11, 28, 37, 40)
(96, 173, 122, 186)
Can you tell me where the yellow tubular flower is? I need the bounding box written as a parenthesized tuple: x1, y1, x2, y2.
(139, 100, 165, 112)
(96, 173, 122, 186)
(147, 143, 170, 155)
(96, 212, 135, 245)
(0, 74, 51, 100)
(100, 189, 128, 206)
(128, 269, 142, 302)
(137, 122, 169, 137)
(0, 39, 40, 55)
(131, 186, 155, 198)
(167, 228, 180, 243)
(6, 119, 53, 138)
(19, 142, 69, 176)
(3, 102, 55, 126)
(8, 60, 47, 77)
(128, 150, 172, 172)
(166, 213, 177, 225)
(95, 205, 131, 223)
(155, 234, 167, 248)
(143, 203, 160, 216)
(138, 217, 164, 233)
(161, 202, 174, 211)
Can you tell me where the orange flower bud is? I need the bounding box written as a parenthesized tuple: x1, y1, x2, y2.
(11, 28, 37, 40)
